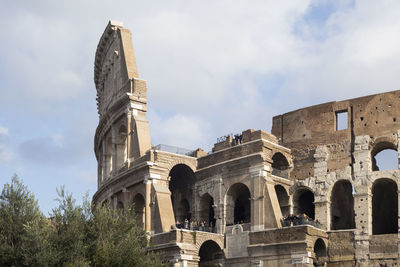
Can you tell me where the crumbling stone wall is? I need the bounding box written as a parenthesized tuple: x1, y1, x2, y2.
(92, 21, 400, 267)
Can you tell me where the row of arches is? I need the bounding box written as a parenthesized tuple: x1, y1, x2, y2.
(123, 162, 398, 235)
(284, 179, 398, 234)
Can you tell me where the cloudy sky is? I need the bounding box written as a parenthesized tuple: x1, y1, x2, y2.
(1, 0, 400, 214)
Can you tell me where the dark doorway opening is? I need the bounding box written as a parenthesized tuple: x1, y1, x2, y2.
(372, 178, 398, 235)
(313, 238, 327, 267)
(169, 164, 195, 222)
(295, 189, 315, 219)
(226, 183, 251, 225)
(199, 240, 224, 267)
(133, 194, 145, 228)
(330, 180, 355, 230)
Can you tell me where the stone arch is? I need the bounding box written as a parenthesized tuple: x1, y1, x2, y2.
(132, 193, 145, 228)
(169, 164, 195, 222)
(275, 184, 290, 216)
(272, 152, 290, 178)
(165, 158, 197, 175)
(371, 140, 398, 171)
(313, 238, 327, 267)
(372, 178, 398, 235)
(199, 193, 216, 231)
(198, 240, 224, 267)
(225, 183, 251, 225)
(116, 124, 127, 169)
(293, 187, 315, 220)
(330, 180, 355, 230)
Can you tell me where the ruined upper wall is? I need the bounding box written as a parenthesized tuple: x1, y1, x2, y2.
(272, 90, 400, 180)
(94, 20, 145, 117)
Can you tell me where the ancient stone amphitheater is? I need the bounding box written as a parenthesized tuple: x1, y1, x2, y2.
(92, 21, 400, 267)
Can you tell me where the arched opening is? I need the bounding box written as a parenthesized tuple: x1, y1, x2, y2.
(313, 238, 327, 267)
(169, 164, 195, 222)
(294, 188, 315, 220)
(372, 141, 398, 171)
(226, 183, 251, 225)
(199, 193, 216, 231)
(105, 136, 113, 178)
(116, 125, 127, 169)
(275, 185, 289, 216)
(199, 240, 224, 267)
(272, 152, 290, 178)
(132, 194, 145, 228)
(330, 180, 355, 230)
(372, 178, 398, 235)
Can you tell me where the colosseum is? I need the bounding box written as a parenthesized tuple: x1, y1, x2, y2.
(92, 21, 400, 267)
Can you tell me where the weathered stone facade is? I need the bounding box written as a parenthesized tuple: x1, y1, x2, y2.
(92, 21, 400, 266)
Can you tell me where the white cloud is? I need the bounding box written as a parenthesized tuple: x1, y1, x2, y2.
(0, 143, 13, 163)
(0, 125, 13, 163)
(0, 126, 9, 136)
(149, 112, 212, 151)
(1, 0, 400, 165)
(51, 134, 65, 147)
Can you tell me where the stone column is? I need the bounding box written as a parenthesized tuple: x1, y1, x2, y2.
(217, 202, 225, 234)
(126, 109, 132, 168)
(249, 165, 268, 231)
(353, 136, 371, 266)
(144, 180, 152, 233)
(213, 177, 225, 234)
(314, 199, 330, 230)
(353, 190, 371, 266)
(101, 139, 107, 182)
(111, 124, 117, 177)
(313, 146, 329, 230)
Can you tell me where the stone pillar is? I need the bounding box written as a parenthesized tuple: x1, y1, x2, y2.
(101, 139, 107, 182)
(250, 165, 268, 231)
(314, 200, 330, 230)
(217, 202, 225, 234)
(214, 177, 225, 234)
(126, 109, 132, 168)
(353, 136, 371, 266)
(313, 146, 329, 230)
(111, 125, 117, 177)
(353, 191, 370, 266)
(145, 180, 152, 233)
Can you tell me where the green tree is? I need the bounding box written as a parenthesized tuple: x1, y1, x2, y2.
(0, 177, 165, 266)
(88, 204, 164, 267)
(0, 175, 48, 266)
(49, 187, 91, 266)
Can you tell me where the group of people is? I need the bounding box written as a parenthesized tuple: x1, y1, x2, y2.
(233, 134, 243, 145)
(281, 213, 321, 228)
(216, 133, 243, 145)
(175, 218, 215, 232)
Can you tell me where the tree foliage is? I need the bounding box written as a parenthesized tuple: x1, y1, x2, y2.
(0, 176, 165, 267)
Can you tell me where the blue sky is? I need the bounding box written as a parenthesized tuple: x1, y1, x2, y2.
(1, 0, 400, 215)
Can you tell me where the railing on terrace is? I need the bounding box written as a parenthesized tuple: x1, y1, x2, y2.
(152, 144, 195, 156)
(173, 221, 217, 233)
(281, 214, 323, 228)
